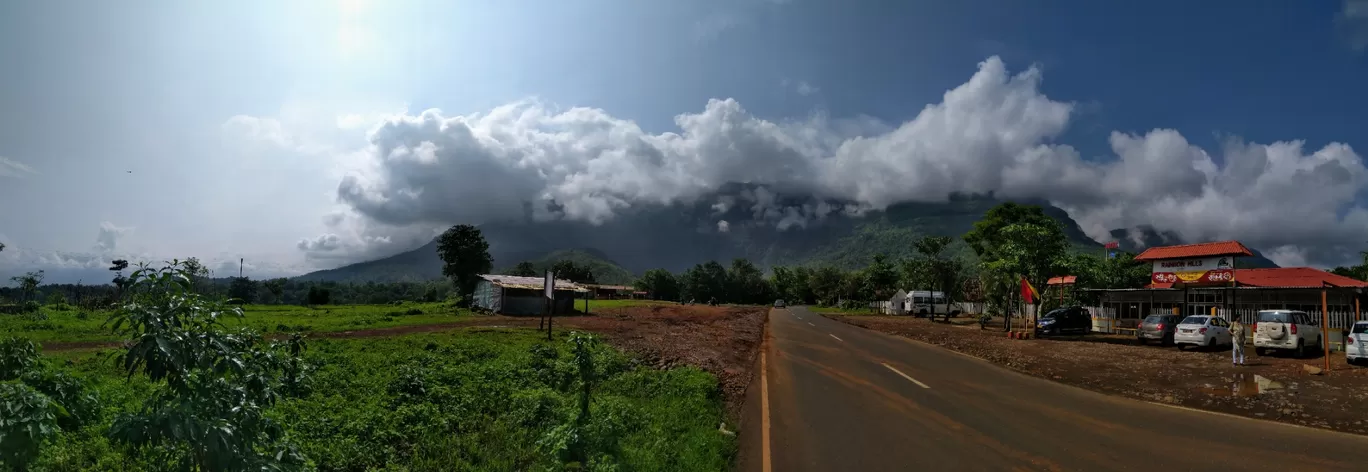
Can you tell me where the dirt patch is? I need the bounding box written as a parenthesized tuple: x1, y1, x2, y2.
(562, 304, 767, 417)
(832, 315, 1368, 435)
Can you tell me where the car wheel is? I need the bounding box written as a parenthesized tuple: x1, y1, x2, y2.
(1177, 344, 1186, 351)
(1137, 337, 1147, 346)
(1295, 339, 1307, 358)
(1206, 337, 1216, 351)
(1255, 347, 1267, 356)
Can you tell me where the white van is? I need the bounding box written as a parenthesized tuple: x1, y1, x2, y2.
(904, 290, 953, 317)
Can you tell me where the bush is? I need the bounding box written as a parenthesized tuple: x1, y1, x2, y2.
(0, 336, 39, 380)
(0, 383, 61, 469)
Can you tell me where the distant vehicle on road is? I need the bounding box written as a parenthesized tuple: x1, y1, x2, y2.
(1347, 321, 1368, 365)
(1035, 306, 1091, 335)
(774, 299, 786, 308)
(1174, 315, 1232, 350)
(1253, 309, 1321, 357)
(1137, 314, 1183, 346)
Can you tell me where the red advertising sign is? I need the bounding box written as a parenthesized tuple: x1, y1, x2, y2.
(1150, 256, 1235, 285)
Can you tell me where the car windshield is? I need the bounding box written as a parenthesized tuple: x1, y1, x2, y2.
(1258, 311, 1292, 323)
(1180, 316, 1207, 325)
(1043, 309, 1067, 318)
(1354, 323, 1368, 334)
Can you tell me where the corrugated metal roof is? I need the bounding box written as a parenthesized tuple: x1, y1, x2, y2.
(1133, 241, 1254, 261)
(479, 274, 589, 292)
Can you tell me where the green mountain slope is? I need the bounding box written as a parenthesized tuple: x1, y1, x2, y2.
(296, 192, 1106, 282)
(493, 249, 637, 285)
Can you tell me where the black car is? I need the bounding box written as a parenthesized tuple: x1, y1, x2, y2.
(1035, 306, 1092, 335)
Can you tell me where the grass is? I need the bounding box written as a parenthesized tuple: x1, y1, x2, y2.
(583, 299, 672, 310)
(809, 305, 881, 315)
(28, 328, 735, 471)
(0, 302, 469, 345)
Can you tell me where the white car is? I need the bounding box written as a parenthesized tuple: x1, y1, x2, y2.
(1253, 309, 1322, 357)
(1347, 321, 1368, 365)
(1174, 315, 1232, 350)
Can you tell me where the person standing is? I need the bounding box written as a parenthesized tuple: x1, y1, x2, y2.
(1230, 318, 1247, 366)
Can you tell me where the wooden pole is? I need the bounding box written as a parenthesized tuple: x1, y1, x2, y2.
(1322, 287, 1330, 372)
(1356, 297, 1361, 323)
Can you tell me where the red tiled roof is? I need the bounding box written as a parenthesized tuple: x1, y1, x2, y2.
(1234, 267, 1368, 288)
(1147, 282, 1174, 289)
(1047, 275, 1077, 285)
(1133, 240, 1254, 261)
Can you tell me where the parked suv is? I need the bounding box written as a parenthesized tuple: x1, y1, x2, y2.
(1035, 306, 1091, 336)
(1137, 314, 1183, 345)
(774, 299, 786, 308)
(1253, 310, 1322, 357)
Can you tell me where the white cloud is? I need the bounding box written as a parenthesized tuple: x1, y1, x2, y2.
(1340, 0, 1368, 51)
(235, 56, 1368, 267)
(0, 156, 36, 178)
(795, 81, 818, 96)
(717, 220, 731, 233)
(94, 222, 133, 253)
(1265, 245, 1309, 268)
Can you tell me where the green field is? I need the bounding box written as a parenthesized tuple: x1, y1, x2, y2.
(19, 327, 735, 471)
(0, 302, 469, 345)
(584, 299, 672, 310)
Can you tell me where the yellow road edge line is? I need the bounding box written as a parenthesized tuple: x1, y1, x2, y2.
(881, 362, 931, 389)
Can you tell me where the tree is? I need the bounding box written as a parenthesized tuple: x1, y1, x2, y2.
(551, 260, 596, 284)
(510, 261, 538, 277)
(306, 285, 331, 306)
(963, 203, 1069, 316)
(863, 254, 900, 299)
(913, 236, 965, 321)
(264, 278, 287, 304)
(680, 261, 728, 304)
(636, 269, 680, 301)
(726, 258, 772, 305)
(963, 202, 1064, 261)
(228, 277, 258, 304)
(10, 270, 44, 305)
(109, 259, 131, 296)
(181, 257, 211, 294)
(809, 266, 845, 306)
(0, 241, 5, 252)
(436, 225, 493, 306)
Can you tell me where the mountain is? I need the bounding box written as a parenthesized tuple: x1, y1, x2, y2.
(493, 249, 636, 285)
(1107, 226, 1280, 269)
(295, 190, 1107, 283)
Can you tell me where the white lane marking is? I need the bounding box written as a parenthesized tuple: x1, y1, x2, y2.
(829, 334, 843, 342)
(882, 363, 930, 389)
(808, 322, 815, 327)
(796, 317, 803, 320)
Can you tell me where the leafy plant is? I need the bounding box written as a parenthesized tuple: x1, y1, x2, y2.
(0, 382, 62, 470)
(0, 337, 39, 381)
(104, 261, 307, 471)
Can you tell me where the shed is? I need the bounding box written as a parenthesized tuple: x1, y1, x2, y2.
(472, 274, 589, 315)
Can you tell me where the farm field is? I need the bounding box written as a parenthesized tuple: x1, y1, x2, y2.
(8, 300, 765, 471)
(0, 302, 469, 346)
(24, 328, 735, 471)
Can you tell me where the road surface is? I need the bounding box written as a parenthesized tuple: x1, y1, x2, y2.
(736, 306, 1368, 471)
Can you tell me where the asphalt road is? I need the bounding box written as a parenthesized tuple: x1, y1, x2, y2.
(736, 306, 1368, 471)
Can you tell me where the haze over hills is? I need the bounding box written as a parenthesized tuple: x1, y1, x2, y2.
(1108, 226, 1280, 269)
(296, 190, 1116, 283)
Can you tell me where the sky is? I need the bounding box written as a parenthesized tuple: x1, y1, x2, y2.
(2, 0, 1368, 284)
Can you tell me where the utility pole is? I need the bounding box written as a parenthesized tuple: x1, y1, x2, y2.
(240, 258, 244, 279)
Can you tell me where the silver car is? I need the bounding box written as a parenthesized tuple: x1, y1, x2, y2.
(1136, 314, 1183, 345)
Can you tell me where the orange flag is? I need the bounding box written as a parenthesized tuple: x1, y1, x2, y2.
(1020, 277, 1039, 304)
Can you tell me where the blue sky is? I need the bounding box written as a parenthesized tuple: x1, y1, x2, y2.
(2, 0, 1367, 283)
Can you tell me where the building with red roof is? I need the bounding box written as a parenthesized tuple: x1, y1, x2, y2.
(1087, 240, 1367, 340)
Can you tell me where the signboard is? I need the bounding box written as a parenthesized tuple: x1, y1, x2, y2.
(1151, 256, 1234, 285)
(544, 270, 555, 300)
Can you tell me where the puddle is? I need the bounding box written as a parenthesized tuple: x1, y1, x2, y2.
(1200, 373, 1284, 397)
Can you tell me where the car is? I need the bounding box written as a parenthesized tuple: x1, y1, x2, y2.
(1253, 309, 1322, 357)
(1347, 321, 1368, 366)
(774, 299, 786, 308)
(1136, 314, 1183, 345)
(1173, 315, 1232, 350)
(1035, 306, 1091, 335)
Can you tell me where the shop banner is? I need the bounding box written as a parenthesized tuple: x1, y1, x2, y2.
(1151, 256, 1235, 284)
